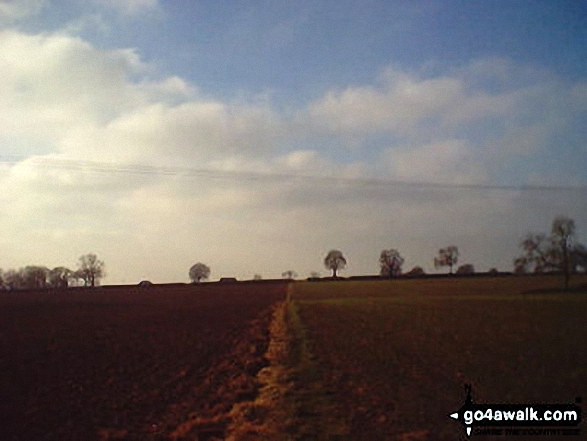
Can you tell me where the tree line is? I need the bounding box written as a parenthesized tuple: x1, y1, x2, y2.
(3, 216, 584, 291)
(0, 253, 105, 290)
(319, 246, 471, 278)
(281, 215, 587, 289)
(186, 216, 586, 289)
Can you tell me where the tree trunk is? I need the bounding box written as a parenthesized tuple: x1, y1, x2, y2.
(563, 243, 570, 290)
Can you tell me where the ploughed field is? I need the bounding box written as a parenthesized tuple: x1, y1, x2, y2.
(291, 275, 587, 440)
(0, 283, 286, 440)
(3, 276, 585, 440)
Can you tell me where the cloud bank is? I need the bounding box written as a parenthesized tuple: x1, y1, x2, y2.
(0, 28, 586, 282)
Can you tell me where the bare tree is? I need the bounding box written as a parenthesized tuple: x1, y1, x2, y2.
(189, 263, 210, 283)
(77, 253, 105, 287)
(434, 246, 459, 274)
(324, 250, 347, 278)
(551, 216, 575, 289)
(379, 249, 404, 278)
(68, 270, 86, 287)
(23, 266, 49, 288)
(514, 233, 552, 274)
(515, 216, 584, 289)
(4, 269, 25, 290)
(281, 270, 298, 279)
(572, 244, 587, 273)
(48, 267, 71, 288)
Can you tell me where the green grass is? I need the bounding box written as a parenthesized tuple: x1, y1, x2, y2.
(225, 301, 351, 440)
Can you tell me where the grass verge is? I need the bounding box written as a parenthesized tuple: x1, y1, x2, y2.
(226, 295, 350, 440)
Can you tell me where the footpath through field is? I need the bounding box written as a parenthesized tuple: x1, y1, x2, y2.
(3, 276, 585, 440)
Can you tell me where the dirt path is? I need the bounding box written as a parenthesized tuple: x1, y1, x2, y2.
(225, 296, 350, 441)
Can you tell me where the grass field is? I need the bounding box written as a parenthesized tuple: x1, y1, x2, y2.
(291, 275, 587, 440)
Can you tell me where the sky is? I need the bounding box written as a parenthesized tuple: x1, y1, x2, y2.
(0, 0, 586, 283)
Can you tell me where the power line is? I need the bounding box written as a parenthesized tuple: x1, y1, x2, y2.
(1, 155, 586, 192)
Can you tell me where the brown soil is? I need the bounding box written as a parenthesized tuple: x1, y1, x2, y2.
(292, 279, 587, 441)
(0, 283, 286, 440)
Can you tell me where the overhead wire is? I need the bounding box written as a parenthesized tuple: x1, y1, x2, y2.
(0, 155, 586, 193)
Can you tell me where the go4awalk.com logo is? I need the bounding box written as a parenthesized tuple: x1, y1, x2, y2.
(449, 385, 582, 437)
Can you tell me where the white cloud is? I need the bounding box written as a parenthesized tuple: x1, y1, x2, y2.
(0, 30, 147, 149)
(60, 13, 111, 37)
(0, 30, 284, 164)
(306, 59, 585, 145)
(0, 29, 585, 282)
(307, 71, 464, 135)
(0, 0, 46, 23)
(94, 0, 159, 15)
(382, 139, 488, 184)
(58, 100, 284, 164)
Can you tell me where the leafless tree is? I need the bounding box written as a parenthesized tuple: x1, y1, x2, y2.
(514, 233, 552, 274)
(324, 250, 347, 278)
(572, 244, 587, 273)
(68, 270, 87, 287)
(77, 253, 105, 287)
(551, 216, 575, 289)
(23, 266, 49, 288)
(189, 263, 210, 283)
(515, 216, 584, 289)
(379, 249, 404, 278)
(3, 269, 25, 289)
(434, 246, 459, 274)
(48, 267, 71, 288)
(281, 270, 297, 279)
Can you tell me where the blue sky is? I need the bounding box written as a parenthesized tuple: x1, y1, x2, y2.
(0, 0, 586, 282)
(22, 1, 587, 101)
